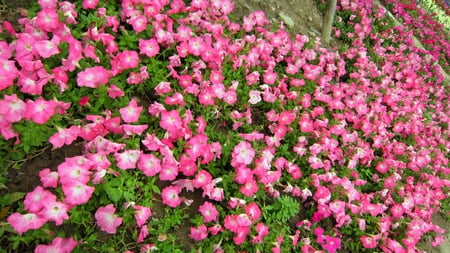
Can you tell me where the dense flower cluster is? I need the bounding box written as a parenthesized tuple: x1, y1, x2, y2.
(1, 0, 449, 252)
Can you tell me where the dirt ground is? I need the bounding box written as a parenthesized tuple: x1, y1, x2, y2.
(1, 0, 449, 252)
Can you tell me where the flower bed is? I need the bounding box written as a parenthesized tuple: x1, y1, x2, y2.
(0, 0, 449, 252)
(381, 0, 450, 73)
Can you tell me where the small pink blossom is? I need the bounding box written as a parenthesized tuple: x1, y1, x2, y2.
(62, 181, 95, 206)
(95, 204, 123, 234)
(77, 66, 109, 88)
(119, 98, 143, 123)
(139, 39, 160, 58)
(199, 201, 219, 223)
(0, 94, 26, 122)
(161, 185, 182, 207)
(134, 205, 152, 227)
(190, 224, 208, 241)
(39, 168, 59, 188)
(137, 225, 149, 243)
(39, 200, 69, 226)
(7, 213, 47, 234)
(35, 237, 77, 253)
(24, 186, 57, 213)
(137, 153, 161, 177)
(232, 141, 256, 165)
(114, 150, 142, 170)
(82, 0, 99, 9)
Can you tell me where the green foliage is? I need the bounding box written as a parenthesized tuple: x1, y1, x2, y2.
(263, 195, 300, 223)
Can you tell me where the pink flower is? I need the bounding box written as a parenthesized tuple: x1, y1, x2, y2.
(49, 126, 81, 149)
(24, 186, 57, 213)
(253, 222, 269, 244)
(137, 225, 149, 242)
(360, 235, 379, 249)
(139, 39, 160, 58)
(0, 94, 26, 122)
(199, 201, 219, 223)
(303, 64, 322, 80)
(23, 97, 58, 124)
(322, 235, 341, 253)
(114, 50, 139, 71)
(36, 8, 60, 32)
(57, 158, 92, 185)
(35, 36, 60, 58)
(129, 15, 147, 33)
(107, 84, 124, 98)
(119, 98, 143, 123)
(160, 110, 183, 133)
(245, 203, 261, 222)
(39, 168, 59, 188)
(82, 0, 99, 9)
(313, 186, 331, 205)
(95, 204, 123, 234)
(190, 224, 208, 241)
(39, 200, 69, 225)
(159, 158, 179, 181)
(134, 205, 152, 227)
(137, 153, 161, 177)
(299, 115, 314, 132)
(193, 170, 213, 189)
(62, 181, 95, 206)
(232, 141, 256, 165)
(233, 226, 250, 245)
(77, 66, 109, 88)
(114, 150, 142, 170)
(161, 185, 182, 207)
(7, 213, 47, 234)
(35, 237, 77, 253)
(240, 179, 259, 197)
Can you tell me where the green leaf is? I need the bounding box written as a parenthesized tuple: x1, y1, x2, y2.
(106, 186, 123, 202)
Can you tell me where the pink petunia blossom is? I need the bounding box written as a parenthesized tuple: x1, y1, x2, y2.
(107, 84, 124, 98)
(240, 179, 259, 197)
(245, 202, 261, 222)
(36, 8, 60, 32)
(253, 222, 269, 244)
(62, 181, 95, 206)
(119, 98, 143, 123)
(159, 158, 179, 181)
(360, 235, 379, 249)
(161, 185, 182, 208)
(0, 94, 26, 122)
(114, 150, 142, 170)
(77, 66, 109, 88)
(39, 200, 69, 225)
(49, 126, 80, 149)
(35, 35, 60, 58)
(137, 225, 149, 243)
(139, 39, 160, 58)
(160, 110, 183, 133)
(193, 170, 213, 189)
(23, 186, 57, 213)
(199, 201, 219, 223)
(82, 0, 99, 9)
(34, 237, 77, 253)
(128, 15, 147, 33)
(39, 168, 59, 188)
(134, 205, 152, 227)
(137, 153, 161, 177)
(232, 141, 256, 165)
(57, 157, 92, 185)
(95, 204, 123, 234)
(190, 224, 208, 241)
(7, 212, 47, 234)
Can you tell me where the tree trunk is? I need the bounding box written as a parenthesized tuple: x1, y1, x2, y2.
(321, 0, 337, 44)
